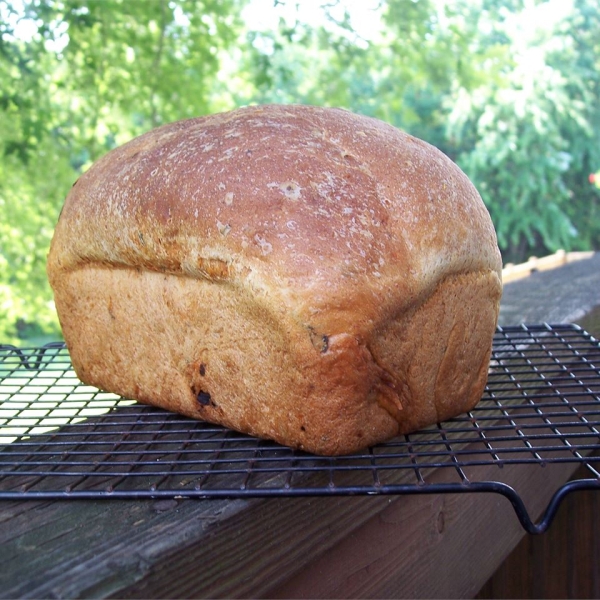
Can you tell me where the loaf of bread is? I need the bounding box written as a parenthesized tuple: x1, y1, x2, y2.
(47, 104, 502, 455)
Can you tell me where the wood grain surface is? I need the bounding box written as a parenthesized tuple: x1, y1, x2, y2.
(477, 462, 600, 600)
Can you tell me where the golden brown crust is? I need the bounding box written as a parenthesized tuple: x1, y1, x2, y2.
(47, 104, 502, 455)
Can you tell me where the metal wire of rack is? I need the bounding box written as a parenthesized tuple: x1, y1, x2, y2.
(1, 323, 599, 534)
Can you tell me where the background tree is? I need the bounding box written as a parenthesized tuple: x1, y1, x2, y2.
(554, 0, 600, 251)
(443, 0, 600, 261)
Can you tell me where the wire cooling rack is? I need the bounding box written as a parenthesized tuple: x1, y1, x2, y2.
(1, 323, 599, 533)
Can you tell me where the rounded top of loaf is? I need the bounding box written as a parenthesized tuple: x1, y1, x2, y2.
(48, 104, 501, 333)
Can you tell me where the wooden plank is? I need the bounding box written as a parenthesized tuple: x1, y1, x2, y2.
(0, 495, 242, 597)
(265, 455, 581, 599)
(476, 462, 600, 599)
(499, 252, 600, 326)
(501, 250, 594, 283)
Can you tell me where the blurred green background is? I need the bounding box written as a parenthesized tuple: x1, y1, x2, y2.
(1, 0, 599, 344)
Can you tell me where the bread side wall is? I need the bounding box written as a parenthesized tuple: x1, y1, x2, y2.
(52, 267, 400, 454)
(368, 270, 502, 435)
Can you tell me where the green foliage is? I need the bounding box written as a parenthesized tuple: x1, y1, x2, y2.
(444, 0, 600, 261)
(553, 0, 600, 250)
(0, 140, 73, 341)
